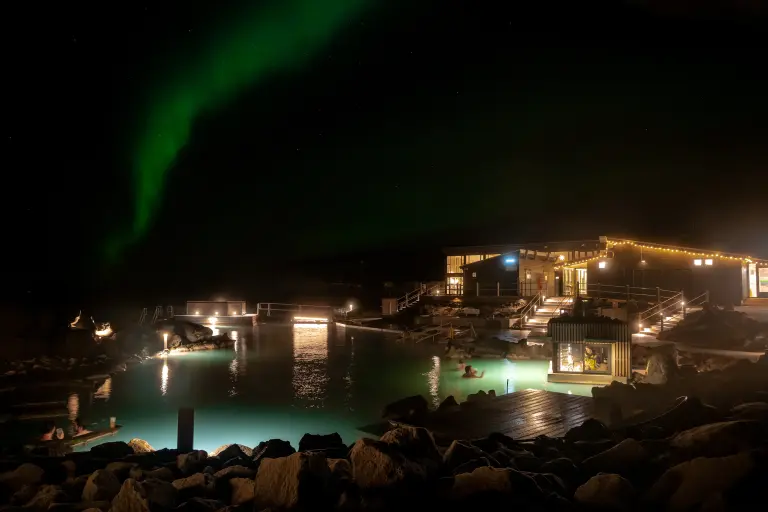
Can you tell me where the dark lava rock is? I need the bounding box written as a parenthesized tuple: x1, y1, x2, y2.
(438, 395, 459, 411)
(252, 439, 295, 465)
(564, 419, 611, 443)
(298, 432, 344, 452)
(381, 395, 429, 421)
(89, 442, 134, 460)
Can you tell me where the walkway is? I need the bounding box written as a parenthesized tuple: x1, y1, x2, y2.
(632, 333, 764, 361)
(409, 389, 593, 441)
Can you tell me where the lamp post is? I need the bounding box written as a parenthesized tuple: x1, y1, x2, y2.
(163, 332, 168, 351)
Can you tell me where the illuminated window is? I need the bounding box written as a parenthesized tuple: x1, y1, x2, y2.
(485, 254, 500, 259)
(556, 343, 611, 374)
(465, 255, 483, 265)
(704, 259, 713, 266)
(598, 261, 607, 269)
(446, 256, 464, 274)
(693, 259, 702, 266)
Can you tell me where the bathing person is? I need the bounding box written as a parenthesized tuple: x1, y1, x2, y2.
(462, 365, 485, 378)
(457, 359, 466, 371)
(40, 422, 56, 441)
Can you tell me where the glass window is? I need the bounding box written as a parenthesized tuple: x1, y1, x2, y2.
(465, 255, 483, 265)
(583, 344, 611, 374)
(556, 342, 611, 374)
(446, 276, 463, 295)
(446, 256, 464, 274)
(557, 343, 583, 372)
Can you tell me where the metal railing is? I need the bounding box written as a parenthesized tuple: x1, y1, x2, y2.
(565, 283, 680, 302)
(518, 291, 544, 330)
(644, 290, 709, 332)
(256, 303, 334, 319)
(396, 282, 443, 311)
(637, 292, 684, 329)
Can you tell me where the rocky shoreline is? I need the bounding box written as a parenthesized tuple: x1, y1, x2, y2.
(3, 381, 768, 511)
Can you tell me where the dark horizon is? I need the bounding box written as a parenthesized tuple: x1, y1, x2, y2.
(8, 0, 768, 306)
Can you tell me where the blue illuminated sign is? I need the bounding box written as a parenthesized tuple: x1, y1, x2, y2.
(505, 258, 516, 264)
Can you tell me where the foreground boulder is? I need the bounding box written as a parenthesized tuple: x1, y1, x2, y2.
(0, 463, 45, 492)
(82, 470, 121, 502)
(645, 451, 755, 510)
(669, 421, 764, 461)
(349, 437, 426, 490)
(574, 473, 635, 510)
(253, 451, 330, 509)
(111, 479, 148, 512)
(451, 466, 544, 505)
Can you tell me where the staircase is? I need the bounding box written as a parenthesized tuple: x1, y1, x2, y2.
(396, 282, 443, 312)
(520, 295, 572, 337)
(637, 291, 708, 335)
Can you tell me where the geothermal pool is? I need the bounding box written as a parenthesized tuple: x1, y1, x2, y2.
(73, 324, 593, 451)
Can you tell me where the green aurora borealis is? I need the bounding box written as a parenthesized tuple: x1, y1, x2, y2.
(105, 0, 372, 262)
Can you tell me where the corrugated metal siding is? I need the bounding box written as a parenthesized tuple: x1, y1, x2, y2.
(548, 321, 631, 342)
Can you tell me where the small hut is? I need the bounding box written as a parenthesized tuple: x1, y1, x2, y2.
(546, 316, 632, 385)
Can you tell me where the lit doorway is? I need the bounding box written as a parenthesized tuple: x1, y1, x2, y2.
(577, 269, 588, 296)
(748, 263, 758, 298)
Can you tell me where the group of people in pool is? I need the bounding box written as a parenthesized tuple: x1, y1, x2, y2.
(39, 417, 91, 442)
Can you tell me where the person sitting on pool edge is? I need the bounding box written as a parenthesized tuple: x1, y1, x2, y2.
(462, 365, 484, 378)
(72, 417, 92, 437)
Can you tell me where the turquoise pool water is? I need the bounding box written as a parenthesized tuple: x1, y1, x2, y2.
(72, 324, 593, 451)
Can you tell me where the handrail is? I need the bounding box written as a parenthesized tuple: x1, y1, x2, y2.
(638, 291, 683, 325)
(397, 282, 443, 312)
(658, 291, 709, 327)
(518, 291, 543, 329)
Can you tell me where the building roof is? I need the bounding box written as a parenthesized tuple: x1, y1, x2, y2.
(606, 238, 768, 264)
(443, 239, 602, 256)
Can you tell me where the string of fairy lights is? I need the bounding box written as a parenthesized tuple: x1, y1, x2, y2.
(553, 239, 767, 270)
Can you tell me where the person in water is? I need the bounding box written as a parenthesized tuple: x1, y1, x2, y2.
(72, 417, 92, 437)
(462, 365, 484, 378)
(39, 422, 64, 442)
(457, 359, 466, 371)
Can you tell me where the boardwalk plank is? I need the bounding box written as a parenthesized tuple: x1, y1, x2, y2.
(416, 389, 594, 441)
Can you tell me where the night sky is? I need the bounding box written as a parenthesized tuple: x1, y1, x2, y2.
(8, 1, 768, 304)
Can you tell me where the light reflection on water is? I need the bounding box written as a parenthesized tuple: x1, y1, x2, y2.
(160, 358, 169, 396)
(292, 323, 329, 407)
(69, 326, 595, 451)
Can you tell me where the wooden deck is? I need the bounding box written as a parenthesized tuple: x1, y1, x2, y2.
(412, 389, 594, 441)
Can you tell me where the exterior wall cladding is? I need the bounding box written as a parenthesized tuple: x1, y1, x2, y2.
(463, 252, 519, 296)
(588, 244, 743, 306)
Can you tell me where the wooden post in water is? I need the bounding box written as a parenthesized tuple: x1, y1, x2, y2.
(177, 408, 195, 452)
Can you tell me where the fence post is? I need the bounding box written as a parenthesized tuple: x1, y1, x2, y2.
(177, 408, 195, 453)
(597, 282, 601, 301)
(682, 293, 686, 319)
(705, 290, 710, 303)
(626, 285, 631, 302)
(497, 282, 500, 297)
(476, 282, 479, 297)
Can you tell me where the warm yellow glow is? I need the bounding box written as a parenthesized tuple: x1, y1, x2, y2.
(694, 259, 702, 266)
(208, 317, 217, 325)
(67, 393, 79, 421)
(598, 261, 607, 269)
(195, 311, 200, 315)
(293, 316, 329, 323)
(161, 359, 169, 396)
(163, 332, 168, 350)
(558, 255, 565, 261)
(214, 311, 219, 316)
(704, 259, 713, 266)
(94, 324, 113, 337)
